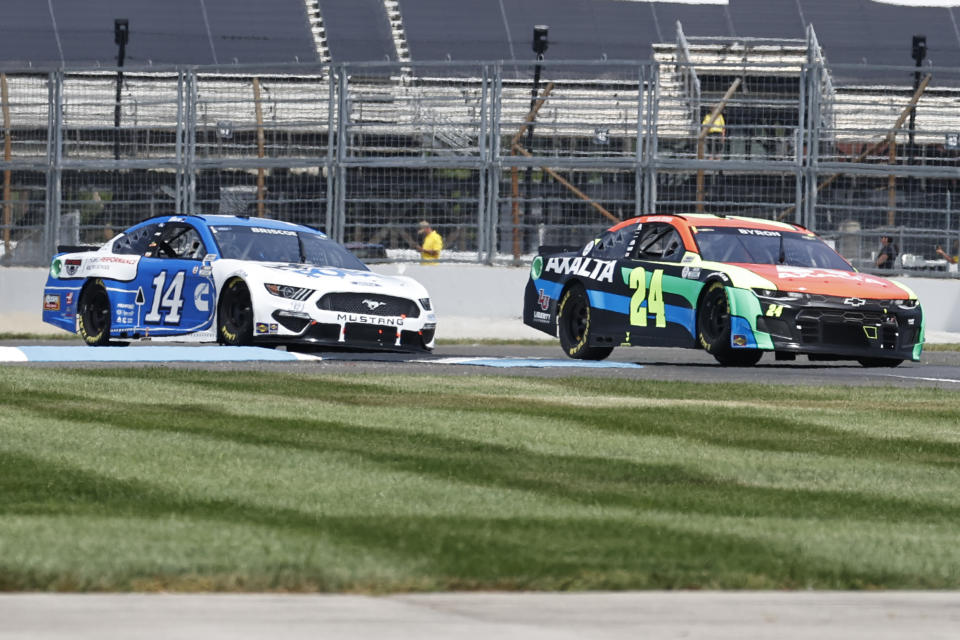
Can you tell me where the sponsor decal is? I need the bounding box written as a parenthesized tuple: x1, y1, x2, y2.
(733, 334, 747, 346)
(116, 303, 135, 310)
(681, 266, 701, 279)
(337, 313, 404, 327)
(64, 259, 82, 276)
(268, 264, 379, 280)
(86, 255, 139, 265)
(252, 227, 297, 236)
(775, 265, 887, 286)
(532, 310, 552, 324)
(843, 297, 866, 307)
(738, 228, 781, 237)
(270, 323, 278, 333)
(544, 256, 617, 283)
(530, 255, 543, 279)
(194, 282, 211, 312)
(255, 322, 278, 335)
(65, 291, 74, 305)
(43, 294, 60, 311)
(538, 289, 550, 311)
(362, 299, 386, 311)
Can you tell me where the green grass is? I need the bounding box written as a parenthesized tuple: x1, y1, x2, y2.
(1, 368, 959, 592)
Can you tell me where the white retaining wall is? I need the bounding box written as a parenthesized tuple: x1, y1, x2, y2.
(4, 265, 959, 340)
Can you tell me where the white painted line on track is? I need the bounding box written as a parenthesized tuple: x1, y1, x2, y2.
(0, 346, 28, 362)
(0, 346, 321, 363)
(879, 374, 960, 384)
(416, 356, 644, 369)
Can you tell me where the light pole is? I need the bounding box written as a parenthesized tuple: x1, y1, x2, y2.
(114, 19, 129, 161)
(908, 34, 926, 163)
(523, 25, 548, 251)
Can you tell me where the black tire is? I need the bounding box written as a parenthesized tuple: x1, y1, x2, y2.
(557, 284, 614, 361)
(857, 357, 904, 368)
(217, 279, 254, 346)
(77, 281, 112, 346)
(696, 281, 763, 367)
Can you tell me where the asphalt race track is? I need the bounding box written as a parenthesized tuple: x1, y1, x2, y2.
(3, 340, 959, 388)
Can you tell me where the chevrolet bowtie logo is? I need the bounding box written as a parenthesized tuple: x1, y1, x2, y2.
(362, 299, 386, 310)
(843, 297, 866, 307)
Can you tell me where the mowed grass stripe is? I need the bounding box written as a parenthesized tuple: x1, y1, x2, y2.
(0, 367, 958, 591)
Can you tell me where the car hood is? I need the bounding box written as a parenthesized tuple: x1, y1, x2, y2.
(250, 262, 428, 296)
(736, 264, 913, 299)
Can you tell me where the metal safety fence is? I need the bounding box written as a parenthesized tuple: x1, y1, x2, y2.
(0, 55, 958, 276)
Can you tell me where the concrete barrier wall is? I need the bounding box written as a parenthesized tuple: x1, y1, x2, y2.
(4, 265, 959, 339)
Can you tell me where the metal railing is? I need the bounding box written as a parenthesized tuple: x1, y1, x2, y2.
(0, 56, 958, 276)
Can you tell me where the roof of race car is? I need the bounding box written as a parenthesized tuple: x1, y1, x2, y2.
(147, 214, 326, 236)
(610, 214, 804, 234)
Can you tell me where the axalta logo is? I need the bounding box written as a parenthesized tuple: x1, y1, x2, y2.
(545, 256, 616, 283)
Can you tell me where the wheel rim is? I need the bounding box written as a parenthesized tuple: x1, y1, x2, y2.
(83, 288, 109, 336)
(702, 290, 728, 341)
(225, 291, 251, 333)
(565, 295, 588, 342)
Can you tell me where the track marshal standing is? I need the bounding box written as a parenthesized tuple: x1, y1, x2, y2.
(417, 220, 443, 264)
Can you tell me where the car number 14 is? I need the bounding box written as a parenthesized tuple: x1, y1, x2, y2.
(628, 267, 666, 328)
(143, 270, 185, 324)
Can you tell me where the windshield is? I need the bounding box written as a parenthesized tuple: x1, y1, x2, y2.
(210, 225, 368, 271)
(693, 227, 854, 271)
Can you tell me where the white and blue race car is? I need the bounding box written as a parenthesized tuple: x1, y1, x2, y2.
(42, 215, 437, 351)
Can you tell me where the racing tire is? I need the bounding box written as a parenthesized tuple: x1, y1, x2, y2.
(217, 279, 254, 346)
(77, 280, 112, 346)
(557, 284, 614, 361)
(857, 357, 904, 368)
(696, 281, 763, 367)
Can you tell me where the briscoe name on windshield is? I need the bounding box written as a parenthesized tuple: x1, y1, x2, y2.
(544, 257, 617, 283)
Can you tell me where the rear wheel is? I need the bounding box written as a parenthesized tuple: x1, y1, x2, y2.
(696, 281, 762, 367)
(77, 281, 111, 346)
(217, 279, 254, 346)
(857, 357, 903, 368)
(557, 285, 613, 361)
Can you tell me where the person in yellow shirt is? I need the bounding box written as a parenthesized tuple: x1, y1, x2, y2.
(416, 220, 443, 264)
(702, 112, 726, 160)
(935, 240, 959, 264)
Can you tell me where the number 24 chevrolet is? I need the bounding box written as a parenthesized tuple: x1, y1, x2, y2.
(523, 214, 923, 367)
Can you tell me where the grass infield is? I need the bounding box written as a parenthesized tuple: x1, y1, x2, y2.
(1, 367, 958, 592)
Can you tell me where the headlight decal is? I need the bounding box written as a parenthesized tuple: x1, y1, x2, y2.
(264, 283, 315, 301)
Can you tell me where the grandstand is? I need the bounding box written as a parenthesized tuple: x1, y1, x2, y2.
(0, 1, 959, 267)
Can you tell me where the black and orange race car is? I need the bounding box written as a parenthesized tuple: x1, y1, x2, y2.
(523, 213, 924, 367)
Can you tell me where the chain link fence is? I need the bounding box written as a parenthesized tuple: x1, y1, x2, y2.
(0, 57, 958, 275)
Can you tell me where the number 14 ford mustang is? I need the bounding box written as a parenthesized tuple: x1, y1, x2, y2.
(523, 214, 924, 367)
(42, 215, 437, 351)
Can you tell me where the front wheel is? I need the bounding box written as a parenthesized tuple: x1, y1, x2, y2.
(217, 279, 254, 346)
(557, 285, 613, 361)
(696, 281, 762, 367)
(77, 281, 112, 346)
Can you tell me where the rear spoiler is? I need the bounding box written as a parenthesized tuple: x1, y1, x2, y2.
(56, 244, 100, 254)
